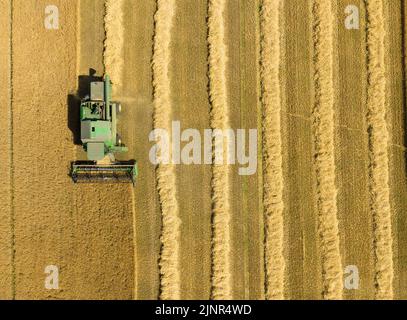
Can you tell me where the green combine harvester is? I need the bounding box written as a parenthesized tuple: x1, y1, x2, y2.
(71, 75, 137, 184)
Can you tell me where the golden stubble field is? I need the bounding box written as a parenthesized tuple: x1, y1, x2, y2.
(0, 0, 406, 300)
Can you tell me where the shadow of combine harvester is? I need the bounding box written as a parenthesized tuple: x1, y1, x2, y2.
(67, 69, 138, 185)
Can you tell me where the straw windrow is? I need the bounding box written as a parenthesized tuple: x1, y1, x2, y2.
(152, 0, 181, 300)
(312, 0, 343, 300)
(365, 0, 394, 300)
(104, 0, 124, 91)
(208, 0, 232, 300)
(260, 0, 286, 300)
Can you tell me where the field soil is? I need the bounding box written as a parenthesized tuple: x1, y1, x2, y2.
(0, 0, 405, 300)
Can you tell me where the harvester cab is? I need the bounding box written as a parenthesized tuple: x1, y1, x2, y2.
(70, 75, 137, 184)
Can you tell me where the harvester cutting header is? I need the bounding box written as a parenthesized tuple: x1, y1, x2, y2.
(70, 75, 137, 184)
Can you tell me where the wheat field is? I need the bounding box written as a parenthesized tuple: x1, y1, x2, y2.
(0, 0, 406, 300)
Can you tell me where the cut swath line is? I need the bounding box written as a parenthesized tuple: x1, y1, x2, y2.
(130, 186, 137, 300)
(8, 0, 15, 300)
(312, 0, 343, 300)
(7, 0, 16, 300)
(104, 0, 124, 91)
(259, 0, 285, 300)
(208, 0, 232, 300)
(365, 0, 394, 300)
(152, 0, 181, 300)
(76, 0, 81, 79)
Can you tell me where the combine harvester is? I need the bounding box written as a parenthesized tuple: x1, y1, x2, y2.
(70, 75, 138, 184)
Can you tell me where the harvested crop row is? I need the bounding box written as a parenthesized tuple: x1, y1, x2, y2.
(104, 0, 124, 90)
(76, 0, 81, 77)
(208, 0, 232, 300)
(312, 0, 343, 300)
(365, 0, 393, 300)
(259, 0, 285, 300)
(131, 187, 138, 299)
(0, 0, 14, 300)
(8, 0, 14, 300)
(152, 0, 181, 300)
